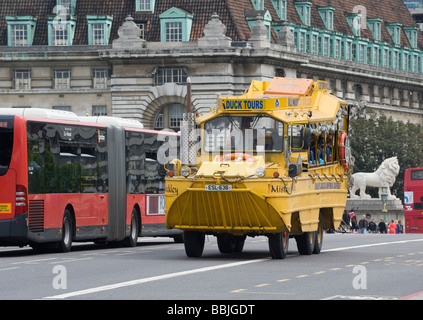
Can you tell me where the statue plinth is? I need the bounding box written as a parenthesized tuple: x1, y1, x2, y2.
(346, 198, 404, 222)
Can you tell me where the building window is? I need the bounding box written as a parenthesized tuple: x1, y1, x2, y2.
(159, 7, 194, 42)
(169, 104, 183, 128)
(295, 2, 312, 26)
(154, 67, 187, 86)
(272, 0, 287, 20)
(54, 69, 71, 89)
(386, 23, 402, 46)
(14, 70, 31, 89)
(136, 0, 155, 13)
(6, 16, 37, 46)
(87, 15, 113, 45)
(135, 22, 146, 39)
(93, 68, 108, 89)
(404, 27, 418, 48)
(251, 0, 264, 11)
(92, 105, 107, 116)
(56, 0, 76, 15)
(53, 106, 71, 111)
(347, 14, 361, 37)
(318, 7, 335, 31)
(48, 17, 76, 46)
(153, 104, 185, 130)
(368, 19, 382, 41)
(165, 22, 182, 42)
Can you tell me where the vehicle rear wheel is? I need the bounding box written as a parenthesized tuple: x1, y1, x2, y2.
(217, 234, 235, 254)
(183, 231, 205, 258)
(124, 209, 139, 247)
(295, 231, 315, 255)
(313, 213, 324, 254)
(58, 209, 73, 253)
(268, 232, 289, 259)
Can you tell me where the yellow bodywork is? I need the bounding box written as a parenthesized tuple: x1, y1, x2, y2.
(165, 77, 349, 237)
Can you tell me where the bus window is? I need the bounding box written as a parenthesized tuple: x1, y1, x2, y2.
(0, 118, 14, 176)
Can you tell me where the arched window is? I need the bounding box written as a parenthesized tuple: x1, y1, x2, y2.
(153, 103, 185, 131)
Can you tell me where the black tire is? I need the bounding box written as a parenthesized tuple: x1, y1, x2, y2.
(295, 231, 315, 255)
(217, 234, 235, 254)
(233, 236, 246, 253)
(313, 213, 324, 254)
(268, 232, 289, 259)
(58, 209, 73, 253)
(183, 231, 205, 257)
(173, 233, 184, 243)
(124, 209, 139, 247)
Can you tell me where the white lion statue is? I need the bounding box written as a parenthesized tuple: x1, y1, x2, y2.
(349, 157, 400, 199)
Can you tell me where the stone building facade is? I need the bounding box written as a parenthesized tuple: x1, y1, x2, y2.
(1, 0, 423, 130)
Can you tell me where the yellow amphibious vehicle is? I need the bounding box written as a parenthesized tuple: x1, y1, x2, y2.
(165, 77, 350, 259)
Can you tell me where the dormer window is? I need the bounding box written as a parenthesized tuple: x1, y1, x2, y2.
(48, 16, 76, 46)
(87, 15, 113, 45)
(295, 2, 312, 26)
(56, 0, 76, 15)
(386, 23, 402, 46)
(318, 7, 335, 31)
(272, 0, 287, 20)
(136, 0, 156, 13)
(404, 26, 418, 48)
(346, 13, 361, 37)
(251, 0, 264, 11)
(6, 16, 37, 46)
(367, 18, 382, 41)
(159, 7, 193, 42)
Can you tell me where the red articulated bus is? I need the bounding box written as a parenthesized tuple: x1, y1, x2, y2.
(0, 108, 181, 252)
(404, 168, 423, 233)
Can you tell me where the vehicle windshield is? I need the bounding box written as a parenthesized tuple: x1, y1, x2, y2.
(0, 117, 14, 176)
(204, 115, 284, 153)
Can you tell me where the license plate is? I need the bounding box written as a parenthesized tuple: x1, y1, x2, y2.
(205, 185, 232, 191)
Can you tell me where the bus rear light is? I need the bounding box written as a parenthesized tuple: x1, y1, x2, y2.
(15, 185, 28, 214)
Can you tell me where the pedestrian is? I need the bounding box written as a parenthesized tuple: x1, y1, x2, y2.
(397, 220, 404, 234)
(358, 215, 369, 233)
(388, 220, 397, 234)
(378, 218, 387, 233)
(368, 218, 377, 233)
(349, 211, 358, 233)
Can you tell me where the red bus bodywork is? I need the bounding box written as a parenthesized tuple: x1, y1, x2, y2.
(0, 111, 181, 251)
(404, 168, 423, 233)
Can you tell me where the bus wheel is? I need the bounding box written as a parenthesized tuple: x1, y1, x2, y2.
(183, 231, 205, 258)
(268, 232, 289, 259)
(313, 213, 324, 254)
(125, 209, 139, 247)
(295, 231, 315, 255)
(58, 210, 73, 253)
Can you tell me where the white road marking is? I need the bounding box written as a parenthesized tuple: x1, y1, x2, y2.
(44, 237, 423, 300)
(43, 258, 270, 299)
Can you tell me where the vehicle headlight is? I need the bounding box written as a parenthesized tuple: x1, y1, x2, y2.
(256, 167, 266, 177)
(181, 166, 191, 177)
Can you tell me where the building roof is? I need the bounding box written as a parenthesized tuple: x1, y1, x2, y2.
(0, 0, 421, 48)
